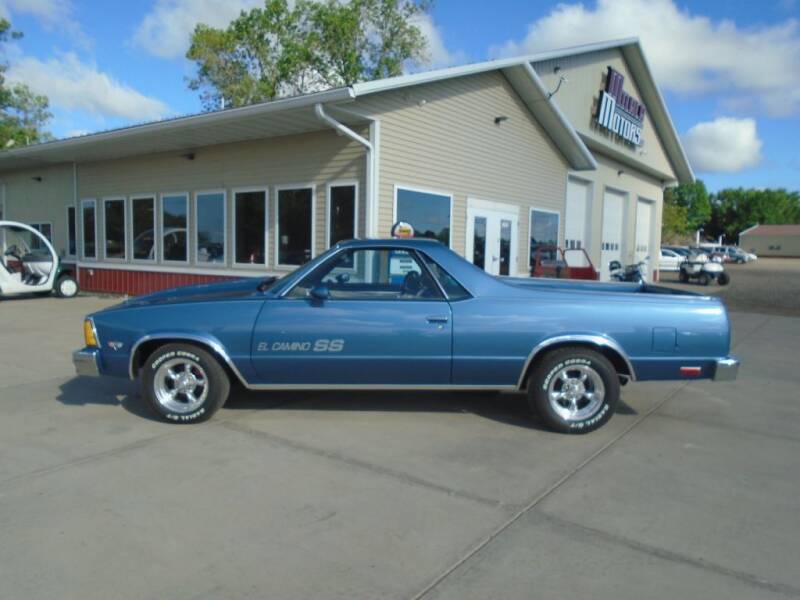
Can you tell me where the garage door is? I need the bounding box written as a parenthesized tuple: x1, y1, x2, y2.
(601, 189, 625, 281)
(565, 178, 590, 266)
(635, 198, 654, 268)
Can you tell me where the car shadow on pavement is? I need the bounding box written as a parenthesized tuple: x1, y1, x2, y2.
(56, 378, 638, 430)
(56, 376, 158, 422)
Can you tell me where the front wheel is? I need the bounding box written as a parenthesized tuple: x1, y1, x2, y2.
(717, 272, 730, 286)
(527, 347, 620, 434)
(141, 343, 230, 423)
(698, 273, 710, 286)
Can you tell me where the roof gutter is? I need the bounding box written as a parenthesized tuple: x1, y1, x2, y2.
(314, 103, 379, 238)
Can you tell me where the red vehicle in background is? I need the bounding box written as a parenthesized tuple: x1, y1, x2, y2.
(530, 245, 599, 280)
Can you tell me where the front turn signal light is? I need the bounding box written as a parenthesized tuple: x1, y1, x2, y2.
(84, 319, 98, 348)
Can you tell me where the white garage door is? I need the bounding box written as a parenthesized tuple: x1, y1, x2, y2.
(635, 198, 654, 268)
(601, 189, 625, 281)
(565, 178, 590, 266)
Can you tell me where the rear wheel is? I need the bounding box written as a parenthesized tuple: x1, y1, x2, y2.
(527, 347, 619, 434)
(55, 275, 79, 298)
(141, 343, 230, 423)
(717, 272, 730, 286)
(698, 273, 710, 286)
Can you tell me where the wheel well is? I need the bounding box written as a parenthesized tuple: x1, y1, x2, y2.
(519, 341, 633, 389)
(130, 338, 240, 383)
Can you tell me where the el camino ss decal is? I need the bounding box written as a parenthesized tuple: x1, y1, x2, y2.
(257, 339, 345, 353)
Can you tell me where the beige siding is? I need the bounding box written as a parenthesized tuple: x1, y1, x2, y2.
(534, 48, 677, 181)
(75, 129, 366, 270)
(353, 70, 570, 275)
(1, 164, 75, 257)
(739, 235, 800, 257)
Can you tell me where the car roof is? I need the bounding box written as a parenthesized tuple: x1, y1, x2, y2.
(335, 238, 445, 249)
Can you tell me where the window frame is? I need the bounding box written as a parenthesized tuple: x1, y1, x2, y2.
(102, 196, 127, 262)
(193, 188, 228, 267)
(392, 184, 454, 249)
(159, 191, 190, 265)
(129, 193, 157, 263)
(232, 186, 269, 268)
(28, 222, 53, 252)
(66, 205, 77, 258)
(283, 245, 446, 302)
(80, 198, 97, 261)
(325, 180, 359, 249)
(528, 206, 561, 270)
(275, 183, 316, 269)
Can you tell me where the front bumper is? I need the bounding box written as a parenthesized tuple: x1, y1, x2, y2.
(713, 357, 739, 381)
(73, 348, 101, 377)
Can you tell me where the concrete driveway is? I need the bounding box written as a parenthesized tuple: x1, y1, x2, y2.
(1, 296, 798, 599)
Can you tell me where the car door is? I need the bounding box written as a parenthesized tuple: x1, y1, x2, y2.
(250, 247, 452, 386)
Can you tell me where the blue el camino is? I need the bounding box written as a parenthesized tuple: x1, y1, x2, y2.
(73, 238, 739, 433)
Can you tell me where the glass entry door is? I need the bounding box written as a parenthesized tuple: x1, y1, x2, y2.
(465, 205, 518, 276)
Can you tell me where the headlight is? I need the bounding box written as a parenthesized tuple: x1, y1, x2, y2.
(84, 319, 99, 348)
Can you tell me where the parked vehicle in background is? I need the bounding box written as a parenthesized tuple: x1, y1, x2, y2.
(73, 238, 739, 434)
(0, 221, 79, 299)
(609, 260, 646, 283)
(530, 246, 599, 280)
(680, 252, 730, 286)
(659, 248, 685, 271)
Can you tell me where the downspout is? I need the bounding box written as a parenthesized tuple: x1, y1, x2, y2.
(314, 103, 378, 238)
(73, 161, 80, 285)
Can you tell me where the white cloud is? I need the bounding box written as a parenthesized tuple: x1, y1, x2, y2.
(7, 53, 169, 121)
(490, 0, 800, 116)
(411, 13, 464, 69)
(683, 117, 763, 173)
(132, 0, 262, 60)
(0, 0, 89, 49)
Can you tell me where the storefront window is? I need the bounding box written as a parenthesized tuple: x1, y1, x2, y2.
(67, 206, 77, 256)
(29, 223, 52, 251)
(161, 194, 187, 262)
(395, 187, 450, 245)
(277, 187, 313, 266)
(82, 199, 96, 259)
(234, 190, 266, 265)
(196, 191, 225, 264)
(530, 209, 560, 264)
(104, 198, 126, 260)
(132, 196, 155, 260)
(328, 184, 356, 246)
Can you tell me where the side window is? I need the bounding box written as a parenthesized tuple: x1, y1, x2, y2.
(288, 248, 442, 300)
(419, 253, 471, 301)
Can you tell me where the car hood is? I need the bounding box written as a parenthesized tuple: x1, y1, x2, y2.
(105, 277, 269, 310)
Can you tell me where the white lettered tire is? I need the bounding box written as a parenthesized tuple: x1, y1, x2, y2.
(55, 275, 79, 298)
(142, 343, 230, 423)
(527, 347, 619, 434)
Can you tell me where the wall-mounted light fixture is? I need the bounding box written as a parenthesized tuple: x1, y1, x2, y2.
(617, 169, 625, 177)
(31, 176, 43, 182)
(182, 152, 196, 161)
(494, 116, 509, 125)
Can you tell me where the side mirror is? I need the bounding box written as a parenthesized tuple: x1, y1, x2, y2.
(309, 285, 330, 301)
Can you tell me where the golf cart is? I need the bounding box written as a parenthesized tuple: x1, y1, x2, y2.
(0, 221, 79, 298)
(679, 251, 729, 286)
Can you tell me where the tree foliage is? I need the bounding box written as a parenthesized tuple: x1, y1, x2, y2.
(187, 0, 430, 110)
(662, 179, 800, 243)
(0, 19, 52, 148)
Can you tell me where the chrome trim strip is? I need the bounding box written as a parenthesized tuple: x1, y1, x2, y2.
(713, 357, 739, 381)
(515, 334, 637, 389)
(243, 384, 517, 391)
(73, 348, 100, 377)
(128, 333, 250, 386)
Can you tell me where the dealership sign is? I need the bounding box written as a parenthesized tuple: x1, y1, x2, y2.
(596, 67, 646, 146)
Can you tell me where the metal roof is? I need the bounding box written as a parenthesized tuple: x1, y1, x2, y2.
(0, 37, 689, 180)
(740, 224, 800, 237)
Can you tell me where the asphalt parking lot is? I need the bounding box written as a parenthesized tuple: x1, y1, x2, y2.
(1, 294, 799, 599)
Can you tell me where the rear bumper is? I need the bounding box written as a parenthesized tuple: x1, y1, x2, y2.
(73, 348, 101, 377)
(713, 357, 739, 381)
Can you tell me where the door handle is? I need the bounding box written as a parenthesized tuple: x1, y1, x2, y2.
(426, 315, 449, 324)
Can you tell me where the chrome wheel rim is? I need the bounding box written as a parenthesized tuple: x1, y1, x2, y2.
(153, 358, 209, 414)
(547, 364, 605, 422)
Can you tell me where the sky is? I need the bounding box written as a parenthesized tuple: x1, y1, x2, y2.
(2, 0, 799, 192)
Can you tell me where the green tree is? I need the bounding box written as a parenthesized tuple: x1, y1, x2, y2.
(708, 188, 800, 242)
(665, 180, 711, 232)
(187, 0, 430, 110)
(0, 19, 52, 148)
(661, 192, 690, 242)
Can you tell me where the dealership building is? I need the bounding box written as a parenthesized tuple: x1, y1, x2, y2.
(0, 38, 693, 294)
